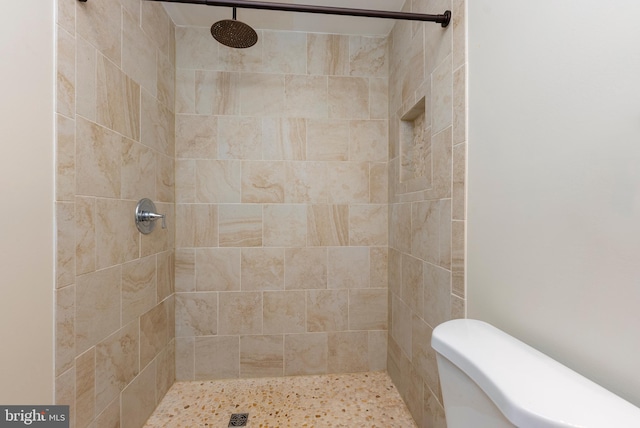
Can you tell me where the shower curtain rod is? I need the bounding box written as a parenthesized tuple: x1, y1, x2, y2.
(142, 0, 452, 27)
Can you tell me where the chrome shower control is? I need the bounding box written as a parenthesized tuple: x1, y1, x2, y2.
(135, 198, 166, 234)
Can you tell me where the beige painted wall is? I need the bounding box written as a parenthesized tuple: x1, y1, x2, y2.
(0, 1, 55, 403)
(468, 0, 640, 407)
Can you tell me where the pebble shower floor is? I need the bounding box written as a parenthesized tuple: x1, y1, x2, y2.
(143, 371, 418, 427)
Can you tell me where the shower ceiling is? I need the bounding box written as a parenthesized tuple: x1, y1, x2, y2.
(161, 0, 408, 35)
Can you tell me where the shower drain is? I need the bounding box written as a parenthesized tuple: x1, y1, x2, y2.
(228, 413, 249, 427)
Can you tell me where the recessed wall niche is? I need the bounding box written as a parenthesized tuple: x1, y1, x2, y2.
(400, 97, 432, 193)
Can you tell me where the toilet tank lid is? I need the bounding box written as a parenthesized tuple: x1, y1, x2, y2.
(432, 319, 640, 427)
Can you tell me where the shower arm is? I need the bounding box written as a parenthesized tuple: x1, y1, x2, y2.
(142, 0, 452, 27)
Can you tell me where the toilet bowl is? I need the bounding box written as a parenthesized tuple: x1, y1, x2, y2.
(432, 319, 640, 427)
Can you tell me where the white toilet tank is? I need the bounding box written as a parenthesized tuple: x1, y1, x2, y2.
(432, 319, 640, 428)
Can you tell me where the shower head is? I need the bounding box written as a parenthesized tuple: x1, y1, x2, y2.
(211, 7, 258, 49)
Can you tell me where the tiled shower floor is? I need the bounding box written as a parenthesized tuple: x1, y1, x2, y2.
(143, 371, 417, 427)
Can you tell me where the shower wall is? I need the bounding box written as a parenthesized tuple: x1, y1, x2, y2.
(386, 0, 466, 426)
(174, 27, 390, 379)
(54, 1, 176, 427)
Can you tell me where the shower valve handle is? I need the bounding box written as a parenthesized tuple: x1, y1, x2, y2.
(135, 198, 167, 234)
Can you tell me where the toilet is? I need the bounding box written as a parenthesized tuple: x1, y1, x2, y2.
(432, 319, 640, 427)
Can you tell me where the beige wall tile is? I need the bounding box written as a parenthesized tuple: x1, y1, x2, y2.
(194, 336, 239, 379)
(307, 205, 348, 247)
(328, 331, 369, 373)
(57, 0, 75, 35)
(263, 291, 306, 334)
(196, 248, 241, 292)
(55, 368, 75, 422)
(452, 142, 466, 220)
(95, 199, 138, 269)
(140, 302, 169, 369)
(157, 251, 175, 302)
(76, 117, 122, 198)
(141, 91, 174, 155)
(326, 162, 370, 203)
(175, 69, 195, 114)
(95, 321, 140, 415)
(452, 220, 465, 298)
(285, 162, 328, 203)
(423, 262, 451, 328)
(176, 114, 217, 159)
(157, 53, 175, 111)
(411, 316, 441, 406)
(157, 153, 176, 203)
(306, 119, 348, 161)
(370, 78, 389, 120)
(175, 292, 217, 337)
(349, 289, 387, 330)
(175, 337, 195, 381)
(411, 200, 440, 263)
(284, 75, 328, 118)
(156, 340, 176, 401)
(240, 73, 285, 116)
(218, 116, 262, 160)
(391, 295, 412, 358)
(262, 31, 307, 74)
(368, 330, 388, 371)
(370, 247, 388, 289)
(95, 396, 120, 428)
(76, 266, 121, 355)
(122, 9, 156, 97)
(307, 34, 348, 76)
(55, 285, 75, 377)
(121, 138, 155, 200)
(349, 204, 388, 246)
(176, 27, 218, 70)
(438, 199, 452, 269)
(452, 0, 466, 69)
(328, 76, 369, 119)
(307, 289, 348, 332)
(122, 256, 157, 325)
(218, 292, 263, 335)
(350, 36, 388, 78)
(349, 120, 388, 162)
(75, 196, 96, 275)
(218, 204, 262, 247)
(284, 333, 328, 376)
(141, 1, 171, 55)
(401, 253, 423, 316)
(121, 361, 157, 428)
(431, 55, 453, 134)
(242, 161, 285, 203)
(96, 54, 140, 141)
(75, 348, 96, 428)
(453, 65, 466, 145)
(195, 70, 240, 116)
(390, 203, 412, 254)
(57, 27, 75, 117)
(56, 114, 75, 201)
(176, 204, 218, 248)
(241, 248, 285, 291)
(370, 162, 388, 204)
(263, 118, 307, 160)
(175, 248, 195, 292)
(176, 159, 196, 203)
(218, 32, 263, 72)
(285, 248, 327, 290)
(56, 203, 75, 288)
(328, 247, 370, 289)
(77, 0, 121, 65)
(196, 159, 242, 203)
(240, 335, 284, 378)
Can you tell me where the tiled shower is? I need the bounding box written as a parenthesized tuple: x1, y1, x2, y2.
(53, 0, 466, 426)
